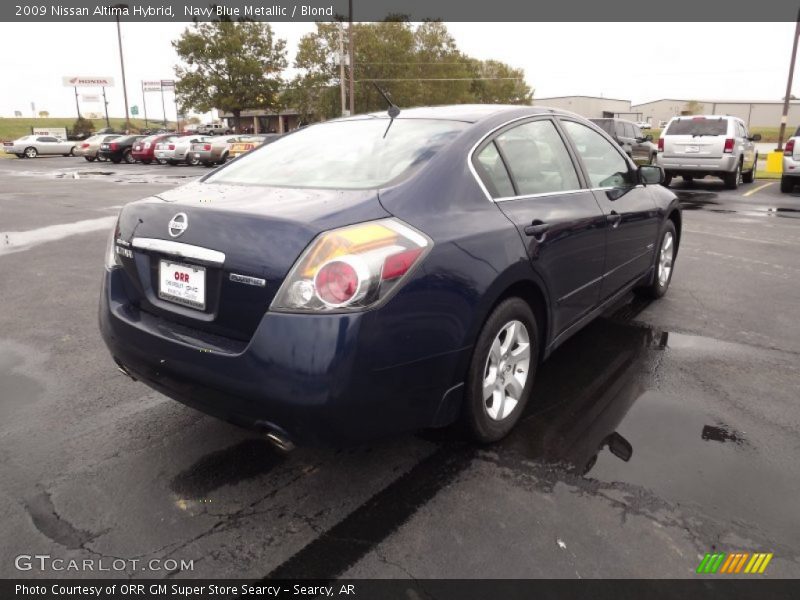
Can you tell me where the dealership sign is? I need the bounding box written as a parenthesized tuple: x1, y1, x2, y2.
(62, 75, 115, 88)
(32, 127, 67, 138)
(81, 94, 101, 103)
(142, 80, 163, 92)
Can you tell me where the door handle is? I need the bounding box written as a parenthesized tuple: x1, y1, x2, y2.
(607, 211, 622, 229)
(524, 220, 549, 239)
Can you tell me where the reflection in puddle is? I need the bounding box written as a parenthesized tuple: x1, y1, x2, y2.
(676, 190, 800, 219)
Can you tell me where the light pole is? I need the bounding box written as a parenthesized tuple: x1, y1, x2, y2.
(348, 0, 355, 115)
(113, 4, 131, 132)
(778, 10, 800, 151)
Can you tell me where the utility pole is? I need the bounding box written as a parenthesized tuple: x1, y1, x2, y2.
(338, 22, 347, 116)
(73, 87, 81, 119)
(348, 0, 355, 115)
(102, 87, 111, 128)
(142, 81, 149, 128)
(114, 4, 131, 132)
(778, 9, 800, 151)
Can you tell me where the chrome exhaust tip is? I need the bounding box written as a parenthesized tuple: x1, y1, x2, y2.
(265, 431, 295, 452)
(115, 361, 137, 381)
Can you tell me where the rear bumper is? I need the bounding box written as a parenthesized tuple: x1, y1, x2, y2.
(99, 267, 467, 444)
(657, 155, 737, 173)
(782, 155, 800, 177)
(98, 150, 124, 161)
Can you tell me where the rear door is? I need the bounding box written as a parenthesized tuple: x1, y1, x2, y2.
(560, 119, 660, 299)
(662, 117, 729, 159)
(629, 123, 649, 163)
(472, 117, 607, 336)
(738, 121, 756, 170)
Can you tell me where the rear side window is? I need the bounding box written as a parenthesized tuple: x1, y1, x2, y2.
(624, 123, 636, 138)
(475, 142, 515, 198)
(562, 120, 633, 188)
(665, 118, 728, 136)
(591, 119, 616, 137)
(493, 120, 580, 195)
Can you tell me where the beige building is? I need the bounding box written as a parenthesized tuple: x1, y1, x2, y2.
(532, 95, 639, 119)
(631, 99, 800, 128)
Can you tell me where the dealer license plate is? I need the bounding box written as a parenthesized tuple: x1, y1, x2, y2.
(158, 260, 206, 310)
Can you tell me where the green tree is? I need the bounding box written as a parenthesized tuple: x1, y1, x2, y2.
(684, 100, 703, 115)
(38, 110, 49, 118)
(289, 20, 532, 122)
(71, 117, 94, 138)
(173, 18, 287, 131)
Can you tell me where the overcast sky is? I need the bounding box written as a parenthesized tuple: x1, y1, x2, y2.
(0, 22, 796, 120)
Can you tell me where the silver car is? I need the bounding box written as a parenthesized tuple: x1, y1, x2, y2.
(189, 135, 243, 166)
(74, 134, 121, 162)
(154, 134, 211, 165)
(3, 135, 76, 158)
(656, 115, 760, 189)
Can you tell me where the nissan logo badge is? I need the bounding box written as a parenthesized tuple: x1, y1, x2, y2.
(168, 213, 188, 238)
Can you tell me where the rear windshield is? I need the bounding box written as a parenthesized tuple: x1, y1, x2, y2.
(206, 118, 469, 189)
(665, 118, 728, 136)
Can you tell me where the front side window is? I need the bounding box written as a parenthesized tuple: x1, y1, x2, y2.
(207, 118, 468, 189)
(493, 120, 580, 195)
(562, 120, 633, 188)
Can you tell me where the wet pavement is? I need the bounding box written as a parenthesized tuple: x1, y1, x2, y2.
(0, 157, 799, 579)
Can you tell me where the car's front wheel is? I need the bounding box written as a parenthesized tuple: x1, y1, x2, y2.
(24, 147, 38, 158)
(780, 176, 795, 193)
(637, 220, 677, 299)
(464, 297, 539, 443)
(84, 156, 96, 162)
(742, 153, 757, 184)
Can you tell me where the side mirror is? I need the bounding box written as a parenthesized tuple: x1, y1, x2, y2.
(749, 133, 762, 141)
(639, 164, 664, 185)
(644, 134, 653, 142)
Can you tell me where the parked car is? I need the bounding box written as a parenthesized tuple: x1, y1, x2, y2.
(780, 136, 800, 193)
(154, 135, 211, 165)
(227, 134, 281, 159)
(3, 135, 76, 158)
(100, 105, 681, 446)
(131, 134, 176, 164)
(636, 121, 651, 130)
(196, 123, 232, 136)
(189, 135, 242, 167)
(97, 135, 145, 164)
(656, 115, 760, 188)
(74, 134, 121, 162)
(590, 118, 657, 164)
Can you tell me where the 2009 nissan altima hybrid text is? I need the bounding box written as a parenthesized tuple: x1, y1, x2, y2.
(99, 105, 681, 445)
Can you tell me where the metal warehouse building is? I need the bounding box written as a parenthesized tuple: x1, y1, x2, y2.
(532, 95, 638, 119)
(631, 99, 800, 128)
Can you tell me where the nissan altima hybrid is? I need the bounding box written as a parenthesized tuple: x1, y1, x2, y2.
(100, 105, 680, 445)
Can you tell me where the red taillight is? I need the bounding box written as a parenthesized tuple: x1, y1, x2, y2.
(168, 144, 175, 150)
(382, 248, 424, 281)
(723, 138, 735, 153)
(785, 139, 795, 156)
(110, 142, 118, 151)
(203, 144, 211, 151)
(81, 143, 90, 148)
(657, 138, 664, 152)
(315, 260, 360, 305)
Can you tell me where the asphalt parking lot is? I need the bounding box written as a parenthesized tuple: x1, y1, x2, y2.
(1, 156, 799, 579)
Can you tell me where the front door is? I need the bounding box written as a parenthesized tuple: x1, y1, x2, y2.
(559, 119, 661, 298)
(472, 117, 607, 337)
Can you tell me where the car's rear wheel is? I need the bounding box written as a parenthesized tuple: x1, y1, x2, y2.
(781, 176, 795, 193)
(123, 149, 135, 164)
(186, 155, 201, 166)
(157, 158, 168, 165)
(742, 153, 757, 184)
(662, 171, 673, 187)
(24, 147, 38, 158)
(84, 156, 96, 162)
(141, 159, 152, 165)
(111, 157, 122, 164)
(463, 297, 539, 443)
(218, 152, 228, 165)
(637, 220, 677, 299)
(723, 161, 742, 190)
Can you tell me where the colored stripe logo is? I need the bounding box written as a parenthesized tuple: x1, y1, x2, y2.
(697, 552, 773, 574)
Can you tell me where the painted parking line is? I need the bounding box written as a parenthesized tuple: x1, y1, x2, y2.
(0, 216, 115, 257)
(743, 182, 775, 197)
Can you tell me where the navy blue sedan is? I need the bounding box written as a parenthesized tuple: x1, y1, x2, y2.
(100, 105, 680, 446)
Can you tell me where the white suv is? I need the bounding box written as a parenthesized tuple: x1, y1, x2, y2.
(196, 123, 232, 136)
(780, 128, 800, 193)
(656, 115, 760, 189)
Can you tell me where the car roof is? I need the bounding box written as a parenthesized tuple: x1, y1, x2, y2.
(355, 104, 552, 124)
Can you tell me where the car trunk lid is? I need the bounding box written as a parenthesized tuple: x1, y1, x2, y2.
(114, 182, 390, 341)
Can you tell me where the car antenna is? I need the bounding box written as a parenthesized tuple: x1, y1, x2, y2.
(372, 83, 400, 138)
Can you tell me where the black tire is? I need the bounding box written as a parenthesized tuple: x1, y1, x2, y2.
(463, 297, 540, 443)
(780, 176, 795, 193)
(123, 149, 135, 164)
(84, 156, 96, 162)
(168, 160, 178, 166)
(24, 146, 37, 158)
(141, 159, 152, 165)
(723, 161, 742, 190)
(742, 153, 757, 184)
(683, 175, 694, 182)
(637, 220, 677, 299)
(649, 154, 657, 165)
(662, 171, 673, 187)
(68, 146, 75, 156)
(186, 155, 201, 166)
(15, 153, 24, 158)
(157, 158, 168, 165)
(218, 152, 228, 165)
(111, 157, 122, 164)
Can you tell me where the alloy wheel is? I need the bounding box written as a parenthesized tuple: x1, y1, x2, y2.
(482, 320, 531, 421)
(658, 231, 674, 287)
